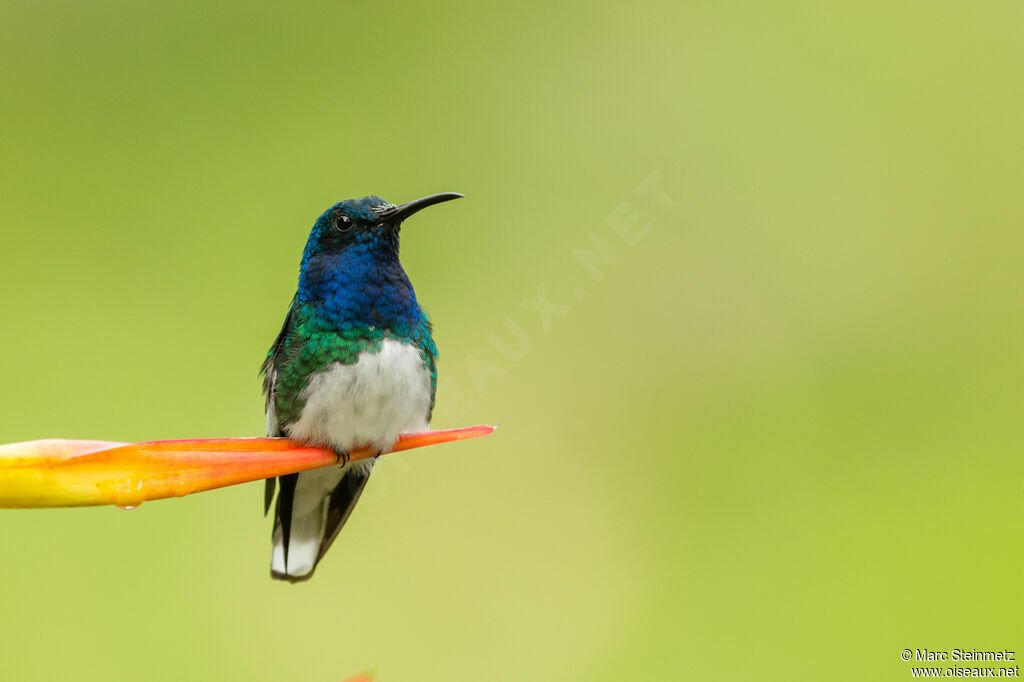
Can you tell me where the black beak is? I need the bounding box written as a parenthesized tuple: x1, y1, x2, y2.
(380, 192, 464, 224)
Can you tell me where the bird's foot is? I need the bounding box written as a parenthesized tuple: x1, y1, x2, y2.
(333, 449, 350, 466)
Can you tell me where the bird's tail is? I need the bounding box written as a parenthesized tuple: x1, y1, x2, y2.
(270, 463, 372, 582)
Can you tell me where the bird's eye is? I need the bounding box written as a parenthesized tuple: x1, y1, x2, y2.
(334, 215, 353, 232)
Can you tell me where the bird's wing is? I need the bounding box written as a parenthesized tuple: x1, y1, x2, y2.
(261, 302, 296, 514)
(317, 466, 372, 564)
(261, 302, 297, 433)
(417, 307, 439, 421)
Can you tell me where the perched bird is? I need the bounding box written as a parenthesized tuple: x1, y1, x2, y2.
(261, 192, 462, 582)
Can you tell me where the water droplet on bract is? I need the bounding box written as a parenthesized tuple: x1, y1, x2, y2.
(117, 504, 140, 511)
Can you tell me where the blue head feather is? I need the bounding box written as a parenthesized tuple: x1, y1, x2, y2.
(296, 196, 423, 331)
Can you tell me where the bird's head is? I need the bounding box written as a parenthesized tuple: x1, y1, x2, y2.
(302, 192, 463, 262)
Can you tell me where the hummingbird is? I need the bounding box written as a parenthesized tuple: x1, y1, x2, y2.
(261, 192, 463, 582)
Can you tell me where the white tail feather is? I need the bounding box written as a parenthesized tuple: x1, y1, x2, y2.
(271, 468, 346, 579)
(271, 500, 326, 578)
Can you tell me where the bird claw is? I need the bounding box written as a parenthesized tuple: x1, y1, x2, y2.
(332, 449, 377, 467)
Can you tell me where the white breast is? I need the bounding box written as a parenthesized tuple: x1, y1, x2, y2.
(285, 338, 432, 456)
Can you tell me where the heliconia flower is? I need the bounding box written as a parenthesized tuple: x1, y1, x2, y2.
(0, 425, 495, 509)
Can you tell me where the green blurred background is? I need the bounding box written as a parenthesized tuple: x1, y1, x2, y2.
(2, 1, 1023, 680)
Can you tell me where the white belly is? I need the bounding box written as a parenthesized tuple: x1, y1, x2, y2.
(285, 338, 432, 455)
